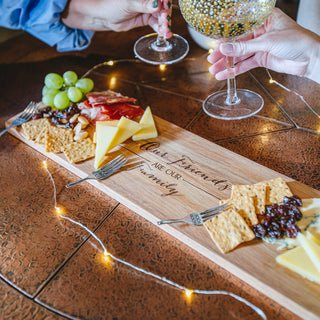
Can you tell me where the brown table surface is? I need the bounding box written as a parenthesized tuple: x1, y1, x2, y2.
(1, 2, 319, 320)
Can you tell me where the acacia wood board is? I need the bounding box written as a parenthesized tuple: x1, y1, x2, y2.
(6, 114, 320, 320)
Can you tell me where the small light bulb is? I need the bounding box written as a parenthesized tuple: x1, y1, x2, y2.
(185, 289, 193, 297)
(107, 60, 114, 66)
(42, 161, 48, 168)
(159, 64, 166, 71)
(55, 207, 62, 216)
(269, 79, 275, 84)
(208, 48, 214, 54)
(104, 249, 109, 257)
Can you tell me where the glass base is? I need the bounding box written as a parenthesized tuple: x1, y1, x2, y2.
(202, 89, 264, 120)
(134, 33, 189, 65)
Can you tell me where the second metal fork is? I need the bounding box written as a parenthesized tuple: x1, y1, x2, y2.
(0, 101, 38, 137)
(157, 203, 231, 226)
(66, 155, 127, 188)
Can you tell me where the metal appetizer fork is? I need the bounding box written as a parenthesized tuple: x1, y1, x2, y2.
(157, 203, 231, 226)
(65, 155, 127, 188)
(0, 101, 38, 137)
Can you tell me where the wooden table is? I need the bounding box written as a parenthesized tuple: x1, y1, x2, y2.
(1, 3, 319, 320)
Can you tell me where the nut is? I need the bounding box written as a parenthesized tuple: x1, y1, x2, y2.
(69, 114, 79, 123)
(74, 130, 88, 141)
(78, 116, 89, 126)
(74, 123, 82, 135)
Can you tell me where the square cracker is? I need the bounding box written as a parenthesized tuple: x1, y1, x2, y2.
(257, 177, 293, 205)
(22, 118, 51, 140)
(63, 138, 95, 164)
(44, 126, 74, 153)
(34, 126, 49, 145)
(220, 193, 258, 226)
(231, 183, 266, 215)
(204, 209, 255, 253)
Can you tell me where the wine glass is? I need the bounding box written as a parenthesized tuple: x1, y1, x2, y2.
(134, 0, 189, 65)
(179, 0, 276, 120)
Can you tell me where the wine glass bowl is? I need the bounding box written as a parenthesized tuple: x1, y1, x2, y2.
(179, 0, 276, 120)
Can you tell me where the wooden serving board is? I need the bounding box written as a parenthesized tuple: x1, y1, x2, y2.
(6, 115, 320, 319)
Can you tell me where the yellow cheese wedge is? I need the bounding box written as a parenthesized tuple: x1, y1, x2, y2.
(94, 117, 141, 169)
(94, 121, 119, 169)
(299, 233, 320, 273)
(111, 116, 141, 148)
(276, 246, 320, 285)
(307, 230, 320, 246)
(132, 106, 157, 141)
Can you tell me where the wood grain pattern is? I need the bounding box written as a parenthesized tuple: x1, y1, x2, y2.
(6, 114, 320, 320)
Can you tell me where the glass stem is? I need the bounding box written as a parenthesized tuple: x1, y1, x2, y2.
(151, 2, 172, 52)
(225, 43, 240, 105)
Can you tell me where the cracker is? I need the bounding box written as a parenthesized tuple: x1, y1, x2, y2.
(220, 193, 258, 226)
(22, 118, 51, 140)
(204, 209, 255, 253)
(231, 183, 267, 215)
(44, 126, 74, 153)
(257, 177, 293, 205)
(34, 126, 49, 145)
(63, 138, 95, 163)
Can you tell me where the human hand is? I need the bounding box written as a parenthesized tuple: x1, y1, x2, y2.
(207, 8, 320, 84)
(62, 0, 172, 38)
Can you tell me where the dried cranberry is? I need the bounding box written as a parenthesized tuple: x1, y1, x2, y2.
(285, 224, 301, 238)
(283, 195, 302, 207)
(252, 194, 302, 240)
(65, 122, 76, 129)
(252, 224, 267, 238)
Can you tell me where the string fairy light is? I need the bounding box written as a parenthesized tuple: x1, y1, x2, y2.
(266, 68, 320, 120)
(42, 161, 267, 319)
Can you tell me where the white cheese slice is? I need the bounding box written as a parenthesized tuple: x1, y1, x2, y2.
(94, 117, 141, 169)
(94, 121, 119, 169)
(276, 246, 320, 285)
(299, 233, 320, 273)
(132, 106, 157, 141)
(111, 116, 141, 148)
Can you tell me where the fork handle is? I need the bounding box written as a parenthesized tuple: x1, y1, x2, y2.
(0, 124, 14, 137)
(65, 177, 90, 188)
(157, 219, 186, 225)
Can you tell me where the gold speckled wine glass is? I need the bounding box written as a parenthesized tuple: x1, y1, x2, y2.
(179, 0, 276, 120)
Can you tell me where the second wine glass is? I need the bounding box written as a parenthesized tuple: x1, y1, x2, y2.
(179, 0, 276, 120)
(134, 0, 189, 65)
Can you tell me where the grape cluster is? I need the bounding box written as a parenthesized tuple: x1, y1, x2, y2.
(42, 71, 94, 110)
(252, 196, 303, 239)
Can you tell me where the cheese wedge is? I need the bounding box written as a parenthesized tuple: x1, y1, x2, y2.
(94, 121, 119, 169)
(94, 117, 141, 169)
(276, 246, 320, 285)
(132, 106, 157, 141)
(299, 233, 320, 273)
(307, 230, 320, 247)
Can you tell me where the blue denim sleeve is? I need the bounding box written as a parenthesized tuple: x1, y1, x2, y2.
(0, 0, 95, 52)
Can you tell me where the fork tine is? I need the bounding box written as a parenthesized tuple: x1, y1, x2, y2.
(100, 159, 127, 178)
(201, 204, 231, 222)
(198, 203, 230, 218)
(95, 155, 124, 173)
(21, 102, 37, 120)
(100, 156, 125, 174)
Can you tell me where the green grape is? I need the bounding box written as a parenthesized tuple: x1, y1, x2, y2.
(54, 91, 70, 110)
(67, 86, 83, 103)
(42, 85, 50, 96)
(63, 71, 78, 86)
(75, 78, 94, 93)
(45, 73, 64, 90)
(42, 92, 56, 108)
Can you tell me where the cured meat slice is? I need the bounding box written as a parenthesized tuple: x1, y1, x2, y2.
(86, 90, 137, 106)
